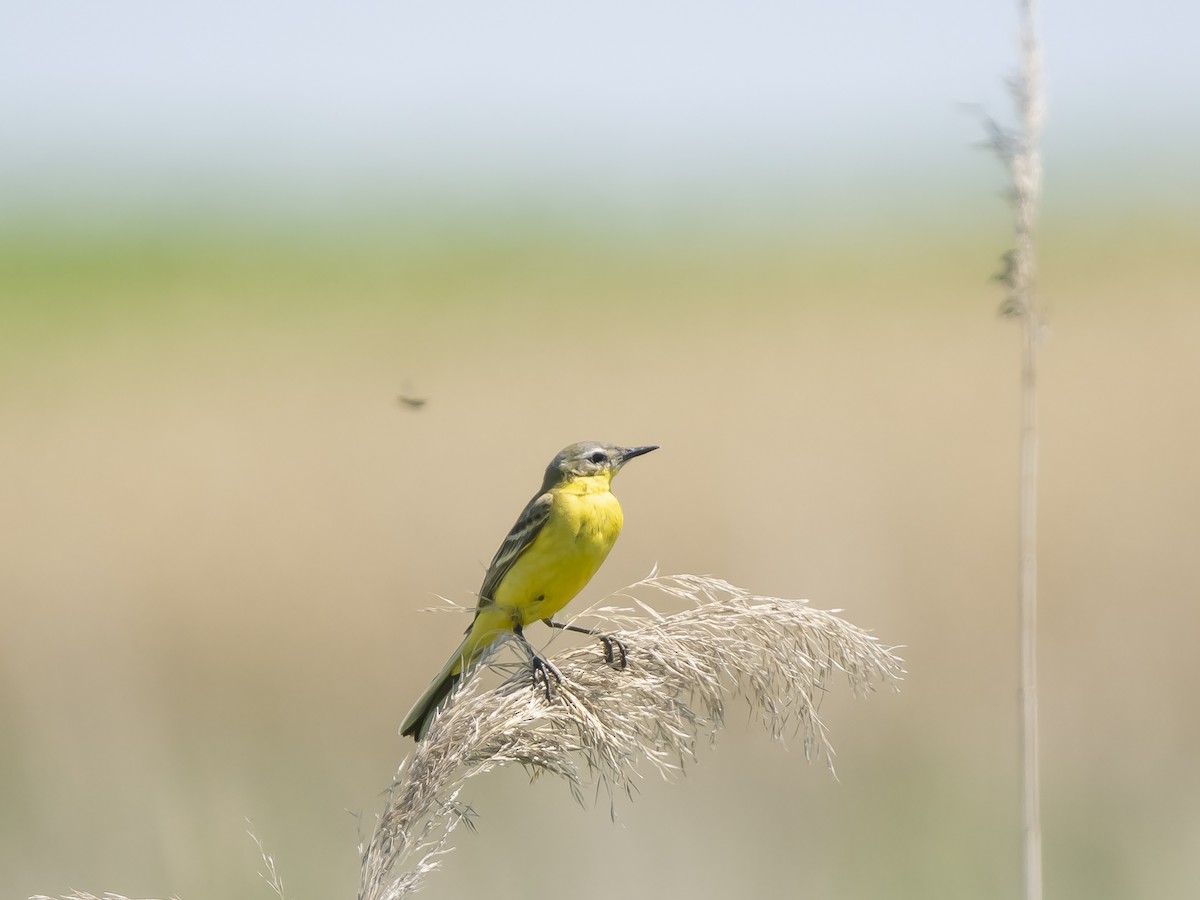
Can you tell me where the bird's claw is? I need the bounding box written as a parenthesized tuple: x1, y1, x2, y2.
(530, 654, 563, 700)
(600, 635, 628, 669)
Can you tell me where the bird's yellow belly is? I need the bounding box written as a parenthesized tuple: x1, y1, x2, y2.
(493, 488, 623, 626)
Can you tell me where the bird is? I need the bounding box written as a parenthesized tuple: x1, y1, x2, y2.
(400, 441, 658, 740)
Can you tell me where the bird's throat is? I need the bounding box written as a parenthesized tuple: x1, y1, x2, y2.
(557, 473, 614, 496)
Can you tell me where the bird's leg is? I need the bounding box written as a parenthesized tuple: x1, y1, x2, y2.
(543, 619, 628, 670)
(513, 622, 561, 700)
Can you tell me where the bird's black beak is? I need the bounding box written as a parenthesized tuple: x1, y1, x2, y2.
(619, 445, 659, 464)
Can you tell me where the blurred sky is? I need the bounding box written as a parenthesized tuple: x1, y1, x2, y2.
(3, 0, 1198, 220)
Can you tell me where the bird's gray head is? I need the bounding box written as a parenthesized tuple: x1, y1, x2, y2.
(541, 442, 658, 488)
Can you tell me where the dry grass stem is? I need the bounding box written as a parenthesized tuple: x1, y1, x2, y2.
(30, 825, 282, 900)
(358, 573, 904, 900)
(982, 2, 1045, 898)
(248, 822, 288, 900)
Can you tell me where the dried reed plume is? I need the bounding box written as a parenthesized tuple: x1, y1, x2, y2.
(357, 573, 904, 900)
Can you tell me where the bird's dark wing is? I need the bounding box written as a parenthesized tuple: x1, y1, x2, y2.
(474, 491, 554, 612)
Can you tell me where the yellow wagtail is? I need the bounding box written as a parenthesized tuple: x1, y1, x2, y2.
(400, 441, 658, 740)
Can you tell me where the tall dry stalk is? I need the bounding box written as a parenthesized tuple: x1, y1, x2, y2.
(984, 2, 1045, 898)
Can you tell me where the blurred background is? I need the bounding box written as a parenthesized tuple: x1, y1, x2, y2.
(2, 2, 1198, 898)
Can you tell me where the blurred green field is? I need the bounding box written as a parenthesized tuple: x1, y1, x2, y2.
(1, 210, 1198, 899)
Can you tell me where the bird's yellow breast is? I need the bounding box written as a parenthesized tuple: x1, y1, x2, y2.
(492, 479, 623, 626)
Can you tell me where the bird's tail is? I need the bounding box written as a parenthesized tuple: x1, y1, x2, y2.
(400, 635, 472, 740)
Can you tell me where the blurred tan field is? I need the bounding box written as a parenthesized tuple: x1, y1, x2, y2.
(2, 214, 1198, 899)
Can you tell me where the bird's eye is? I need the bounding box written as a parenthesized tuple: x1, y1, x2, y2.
(588, 450, 606, 464)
